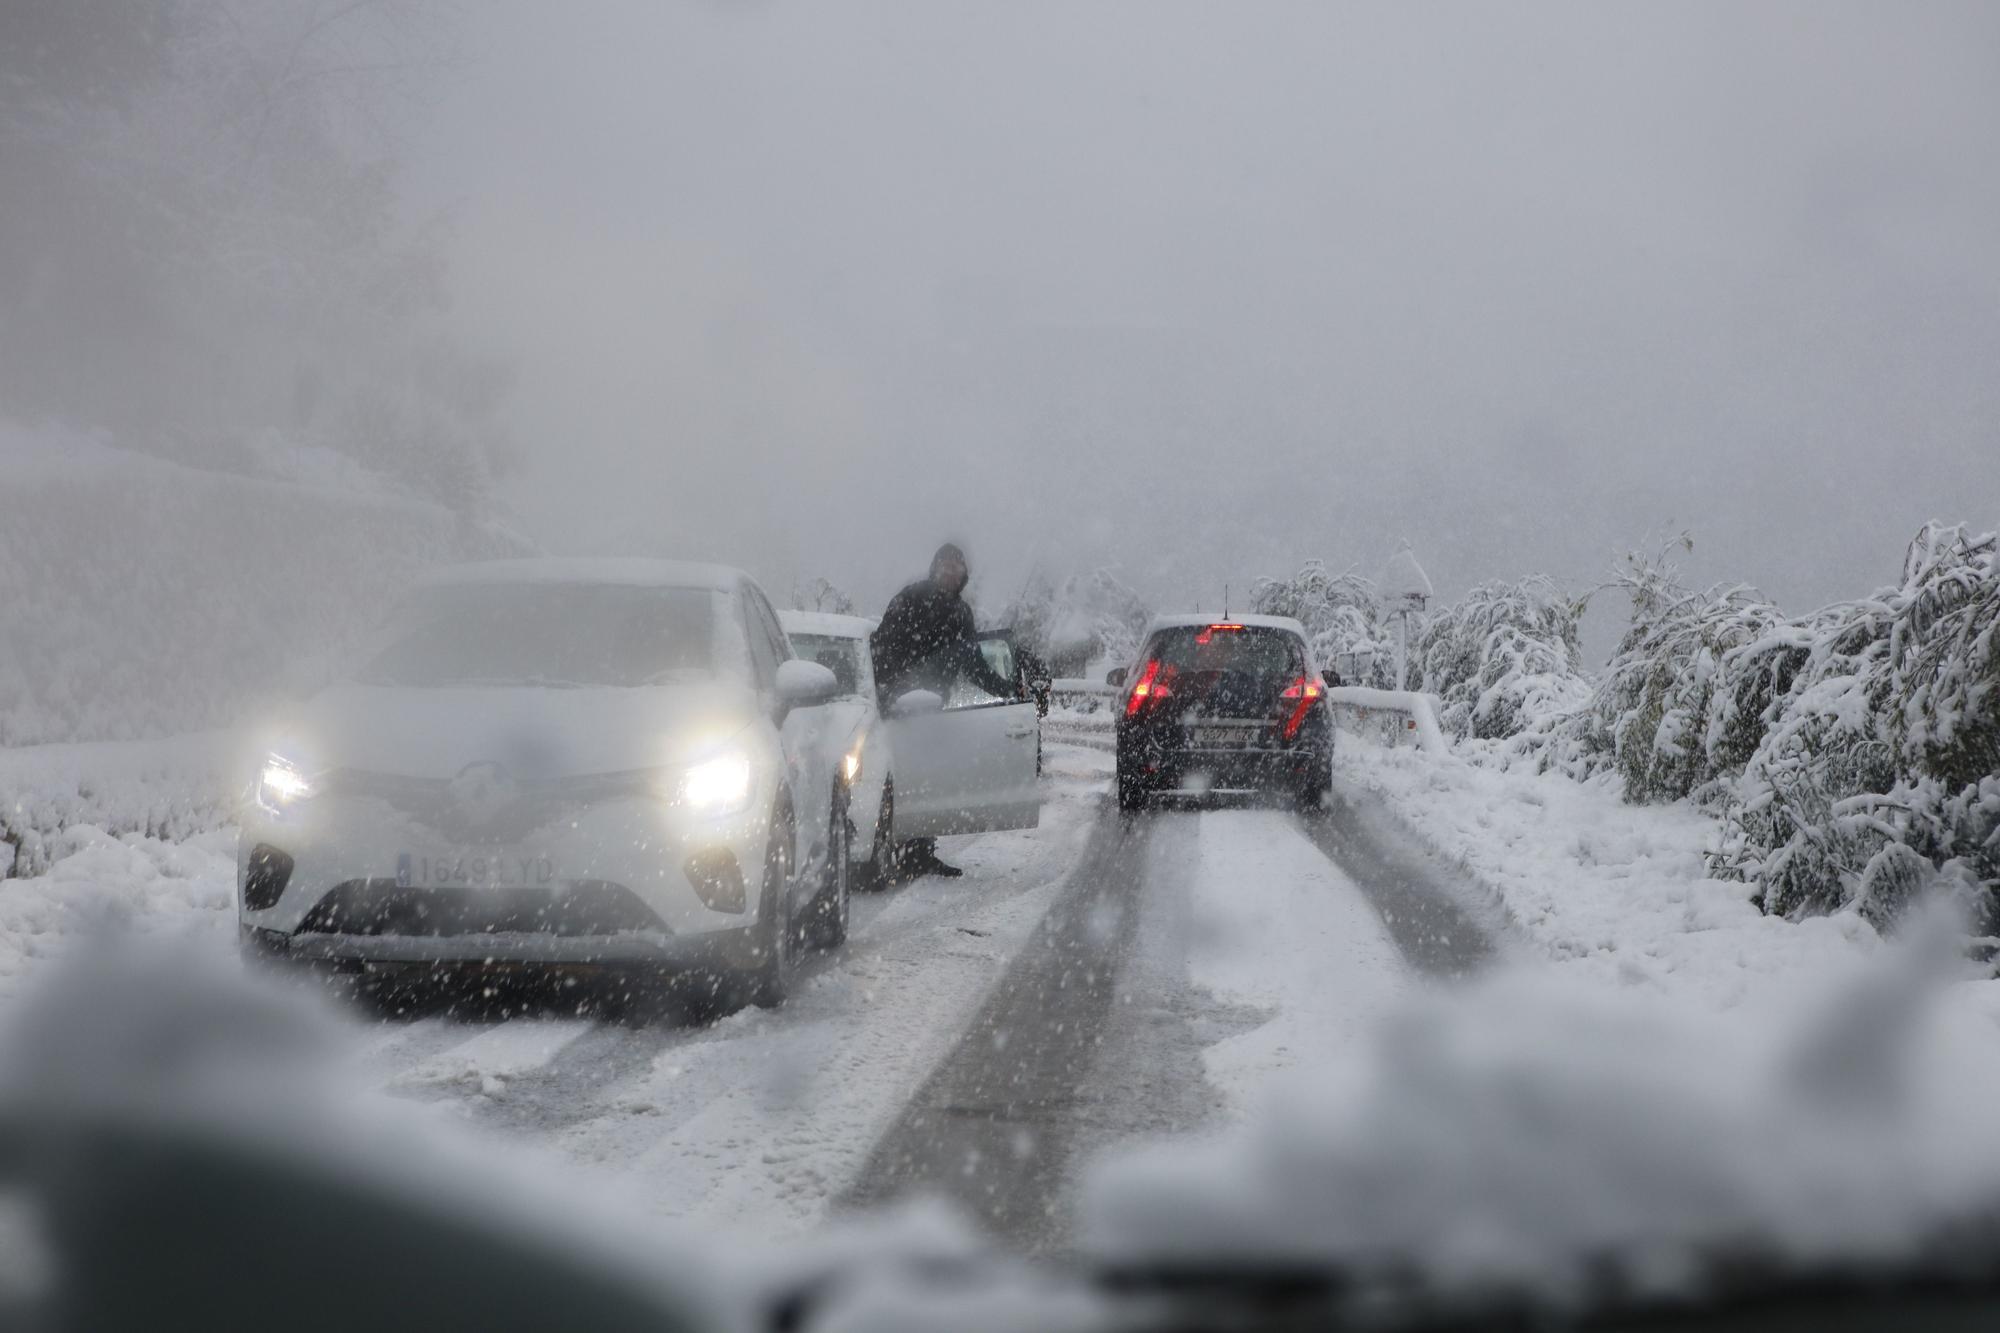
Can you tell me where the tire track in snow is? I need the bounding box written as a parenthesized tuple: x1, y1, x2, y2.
(543, 800, 1099, 1233)
(462, 801, 1092, 1146)
(843, 783, 1489, 1252)
(841, 800, 1157, 1249)
(1299, 782, 1499, 979)
(383, 1017, 598, 1099)
(348, 825, 1036, 1134)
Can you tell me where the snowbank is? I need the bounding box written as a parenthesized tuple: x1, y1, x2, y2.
(0, 731, 240, 877)
(1083, 945, 2000, 1311)
(1334, 736, 1880, 1008)
(0, 824, 237, 998)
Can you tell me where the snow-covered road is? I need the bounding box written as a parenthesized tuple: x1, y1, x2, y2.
(0, 736, 1504, 1254)
(841, 781, 1495, 1250)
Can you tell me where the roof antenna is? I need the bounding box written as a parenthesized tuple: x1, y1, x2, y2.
(1223, 583, 1230, 618)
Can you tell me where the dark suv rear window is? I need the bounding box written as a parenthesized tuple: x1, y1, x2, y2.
(1146, 626, 1304, 676)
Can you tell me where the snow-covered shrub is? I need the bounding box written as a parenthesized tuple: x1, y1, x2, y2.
(1363, 525, 1993, 925)
(1889, 524, 2000, 795)
(1712, 523, 1999, 923)
(1581, 581, 1795, 804)
(1711, 598, 1899, 918)
(1250, 561, 1396, 687)
(1409, 576, 1590, 743)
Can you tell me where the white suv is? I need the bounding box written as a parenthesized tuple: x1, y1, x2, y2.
(238, 559, 845, 1010)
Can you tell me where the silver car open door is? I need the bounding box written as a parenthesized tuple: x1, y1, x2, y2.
(886, 640, 1040, 838)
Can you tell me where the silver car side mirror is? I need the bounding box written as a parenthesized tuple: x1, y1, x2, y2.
(889, 689, 944, 718)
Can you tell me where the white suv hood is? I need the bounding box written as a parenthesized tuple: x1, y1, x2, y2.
(288, 679, 760, 780)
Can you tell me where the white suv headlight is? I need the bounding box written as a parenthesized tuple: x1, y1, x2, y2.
(256, 754, 316, 813)
(680, 752, 753, 813)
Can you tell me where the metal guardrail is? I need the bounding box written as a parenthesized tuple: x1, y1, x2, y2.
(1049, 678, 1117, 715)
(1045, 680, 1449, 757)
(1324, 686, 1449, 753)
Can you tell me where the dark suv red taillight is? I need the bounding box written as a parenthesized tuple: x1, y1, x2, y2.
(1124, 659, 1175, 717)
(1280, 675, 1325, 739)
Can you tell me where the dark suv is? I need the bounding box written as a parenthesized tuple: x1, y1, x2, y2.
(1111, 616, 1332, 811)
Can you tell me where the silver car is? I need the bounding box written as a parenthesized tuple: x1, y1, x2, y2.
(778, 609, 1043, 890)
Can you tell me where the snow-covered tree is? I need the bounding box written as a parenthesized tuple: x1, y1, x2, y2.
(995, 572, 1058, 654)
(1409, 575, 1590, 743)
(1712, 522, 2000, 924)
(792, 577, 856, 615)
(1330, 525, 1994, 927)
(999, 568, 1150, 675)
(1250, 561, 1396, 687)
(1574, 536, 1796, 804)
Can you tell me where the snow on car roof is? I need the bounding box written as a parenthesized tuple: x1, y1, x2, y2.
(415, 558, 747, 594)
(1142, 612, 1309, 637)
(778, 610, 879, 638)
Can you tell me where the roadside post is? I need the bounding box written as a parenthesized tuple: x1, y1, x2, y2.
(1382, 542, 1433, 692)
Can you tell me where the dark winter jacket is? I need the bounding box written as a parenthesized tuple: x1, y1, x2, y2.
(870, 579, 1017, 703)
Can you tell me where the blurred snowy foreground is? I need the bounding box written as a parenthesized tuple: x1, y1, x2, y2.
(6, 736, 2000, 1328)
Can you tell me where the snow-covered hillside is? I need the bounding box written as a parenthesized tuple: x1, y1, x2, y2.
(0, 425, 526, 747)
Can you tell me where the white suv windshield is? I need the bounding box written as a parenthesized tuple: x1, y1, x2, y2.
(359, 584, 716, 687)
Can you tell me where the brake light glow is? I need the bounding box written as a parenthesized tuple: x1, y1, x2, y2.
(1195, 623, 1244, 644)
(1125, 660, 1172, 716)
(1281, 674, 1326, 739)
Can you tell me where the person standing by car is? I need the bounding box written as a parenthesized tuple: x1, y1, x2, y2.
(870, 542, 1018, 878)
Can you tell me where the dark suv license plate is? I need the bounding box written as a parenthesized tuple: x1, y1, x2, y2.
(1192, 723, 1267, 746)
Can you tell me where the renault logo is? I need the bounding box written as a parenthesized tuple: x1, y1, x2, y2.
(448, 762, 519, 827)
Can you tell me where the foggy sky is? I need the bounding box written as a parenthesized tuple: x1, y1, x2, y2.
(410, 1, 2000, 634)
